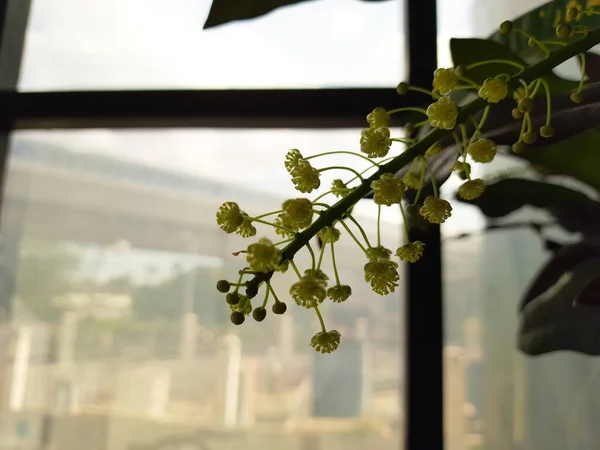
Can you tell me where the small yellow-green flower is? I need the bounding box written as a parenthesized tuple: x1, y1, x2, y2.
(478, 77, 508, 103)
(274, 214, 298, 238)
(216, 202, 244, 233)
(432, 68, 459, 95)
(371, 174, 406, 206)
(310, 330, 341, 354)
(396, 241, 425, 263)
(360, 127, 391, 158)
(403, 170, 423, 189)
(366, 245, 393, 262)
(327, 284, 352, 303)
(513, 87, 527, 102)
(236, 213, 257, 238)
(246, 238, 282, 273)
(419, 196, 453, 224)
(282, 198, 314, 229)
(468, 139, 497, 163)
(290, 269, 328, 308)
(367, 107, 390, 129)
(291, 159, 321, 193)
(364, 259, 399, 295)
(332, 179, 351, 198)
(318, 226, 341, 243)
(426, 97, 458, 130)
(285, 149, 303, 174)
(458, 179, 486, 200)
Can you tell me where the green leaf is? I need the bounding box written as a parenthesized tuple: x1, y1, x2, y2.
(450, 38, 579, 94)
(489, 0, 600, 64)
(457, 178, 600, 234)
(517, 129, 600, 191)
(203, 0, 312, 29)
(519, 256, 600, 356)
(521, 239, 600, 310)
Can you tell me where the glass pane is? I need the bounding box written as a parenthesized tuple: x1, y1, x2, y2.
(0, 128, 404, 450)
(441, 137, 599, 447)
(20, 0, 405, 91)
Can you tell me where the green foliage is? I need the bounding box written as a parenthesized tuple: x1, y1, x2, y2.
(450, 38, 578, 94)
(457, 178, 600, 234)
(489, 0, 600, 62)
(519, 255, 600, 355)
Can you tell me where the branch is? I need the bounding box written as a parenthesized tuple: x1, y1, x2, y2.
(244, 28, 600, 296)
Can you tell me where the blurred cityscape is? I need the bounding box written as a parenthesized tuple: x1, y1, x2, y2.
(6, 132, 599, 450)
(0, 137, 417, 450)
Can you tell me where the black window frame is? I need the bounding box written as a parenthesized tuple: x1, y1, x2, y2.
(0, 0, 443, 449)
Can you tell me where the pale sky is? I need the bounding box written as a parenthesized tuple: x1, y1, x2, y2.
(15, 0, 518, 240)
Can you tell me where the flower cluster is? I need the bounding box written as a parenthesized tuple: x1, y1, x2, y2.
(213, 14, 598, 354)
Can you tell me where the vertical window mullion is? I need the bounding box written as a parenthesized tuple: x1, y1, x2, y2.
(403, 0, 443, 449)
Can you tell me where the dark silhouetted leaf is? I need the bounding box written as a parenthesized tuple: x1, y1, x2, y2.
(204, 0, 311, 29)
(203, 0, 392, 29)
(457, 178, 600, 235)
(519, 257, 600, 356)
(579, 52, 600, 82)
(576, 274, 600, 306)
(521, 239, 600, 311)
(474, 82, 600, 191)
(450, 38, 578, 95)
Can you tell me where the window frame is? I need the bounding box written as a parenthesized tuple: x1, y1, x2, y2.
(0, 0, 443, 448)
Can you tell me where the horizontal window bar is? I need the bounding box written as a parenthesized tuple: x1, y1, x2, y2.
(0, 88, 426, 130)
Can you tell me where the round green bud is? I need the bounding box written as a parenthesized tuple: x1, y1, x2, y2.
(230, 311, 245, 325)
(216, 280, 231, 293)
(272, 301, 287, 315)
(540, 125, 555, 138)
(226, 292, 241, 305)
(512, 141, 527, 154)
(556, 24, 572, 40)
(245, 283, 259, 298)
(499, 20, 513, 35)
(396, 82, 409, 95)
(252, 307, 267, 322)
(404, 122, 416, 137)
(570, 92, 583, 104)
(458, 170, 468, 181)
(511, 108, 523, 120)
(566, 7, 579, 21)
(528, 38, 537, 49)
(518, 97, 535, 113)
(522, 131, 538, 144)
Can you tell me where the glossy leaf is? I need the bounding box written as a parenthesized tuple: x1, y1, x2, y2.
(458, 178, 600, 235)
(488, 0, 600, 64)
(521, 238, 600, 310)
(450, 38, 579, 94)
(474, 81, 600, 191)
(519, 256, 600, 356)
